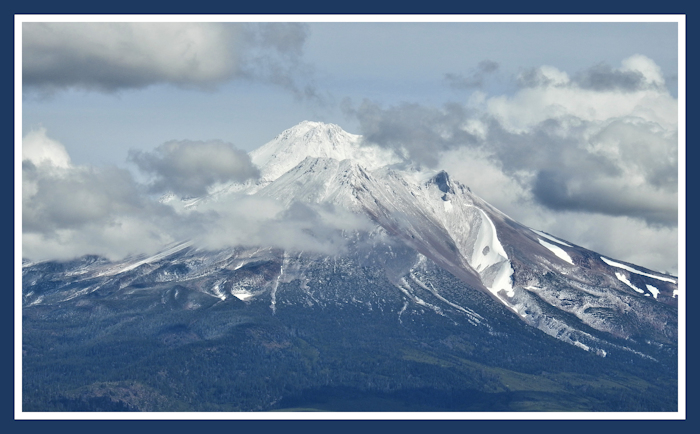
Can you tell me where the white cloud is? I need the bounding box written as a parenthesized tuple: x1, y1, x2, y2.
(438, 147, 528, 214)
(488, 63, 677, 134)
(620, 54, 665, 86)
(22, 127, 71, 168)
(481, 56, 677, 227)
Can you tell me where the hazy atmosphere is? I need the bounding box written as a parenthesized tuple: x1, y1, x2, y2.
(19, 17, 682, 275)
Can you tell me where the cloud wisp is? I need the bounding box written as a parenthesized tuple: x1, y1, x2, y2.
(445, 60, 499, 90)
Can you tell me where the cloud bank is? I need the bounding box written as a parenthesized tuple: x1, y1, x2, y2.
(348, 55, 678, 229)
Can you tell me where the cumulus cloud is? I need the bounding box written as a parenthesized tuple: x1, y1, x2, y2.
(22, 22, 316, 98)
(22, 130, 186, 261)
(22, 127, 72, 168)
(347, 55, 678, 230)
(128, 140, 259, 197)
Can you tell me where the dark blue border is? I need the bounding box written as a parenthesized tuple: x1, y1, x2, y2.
(8, 5, 692, 432)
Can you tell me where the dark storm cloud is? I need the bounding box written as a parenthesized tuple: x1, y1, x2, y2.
(445, 60, 499, 90)
(128, 140, 259, 197)
(484, 116, 620, 180)
(23, 22, 317, 99)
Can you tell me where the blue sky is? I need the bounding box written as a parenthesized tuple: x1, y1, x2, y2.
(19, 16, 683, 274)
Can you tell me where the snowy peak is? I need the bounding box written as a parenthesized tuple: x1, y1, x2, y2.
(250, 121, 400, 183)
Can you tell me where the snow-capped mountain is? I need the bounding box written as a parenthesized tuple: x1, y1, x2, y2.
(22, 121, 679, 412)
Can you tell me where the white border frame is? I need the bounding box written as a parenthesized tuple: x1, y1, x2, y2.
(15, 13, 686, 421)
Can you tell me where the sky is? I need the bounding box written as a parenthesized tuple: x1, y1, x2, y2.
(18, 16, 683, 275)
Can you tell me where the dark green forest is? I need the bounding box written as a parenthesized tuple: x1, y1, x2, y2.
(23, 265, 678, 412)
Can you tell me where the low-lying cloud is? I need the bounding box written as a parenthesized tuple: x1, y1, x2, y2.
(22, 129, 370, 262)
(190, 198, 373, 256)
(22, 133, 185, 261)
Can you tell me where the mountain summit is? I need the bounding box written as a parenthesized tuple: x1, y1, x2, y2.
(250, 120, 400, 184)
(22, 121, 679, 412)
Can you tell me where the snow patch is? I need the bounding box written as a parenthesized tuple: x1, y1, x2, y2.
(531, 229, 573, 247)
(538, 239, 574, 265)
(573, 341, 590, 352)
(113, 241, 194, 275)
(470, 208, 508, 272)
(443, 200, 453, 212)
(396, 278, 444, 317)
(211, 281, 227, 301)
(409, 273, 482, 323)
(232, 291, 253, 301)
(646, 284, 659, 299)
(673, 289, 678, 298)
(491, 261, 515, 298)
(466, 208, 514, 299)
(615, 272, 644, 294)
(601, 256, 676, 283)
(26, 295, 44, 307)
